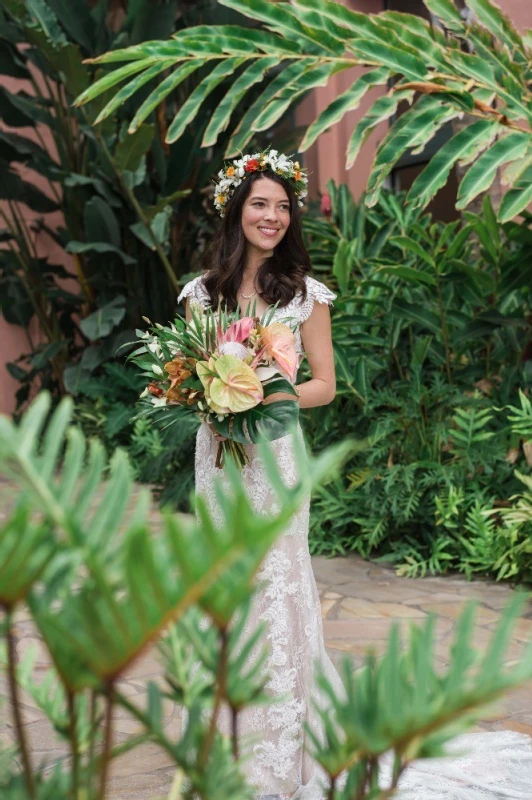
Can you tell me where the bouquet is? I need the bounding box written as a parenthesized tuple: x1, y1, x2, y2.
(130, 300, 300, 469)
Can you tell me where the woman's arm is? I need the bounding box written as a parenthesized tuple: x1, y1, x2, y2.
(297, 300, 336, 408)
(263, 300, 336, 409)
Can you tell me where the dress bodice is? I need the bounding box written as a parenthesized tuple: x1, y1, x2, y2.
(177, 274, 337, 358)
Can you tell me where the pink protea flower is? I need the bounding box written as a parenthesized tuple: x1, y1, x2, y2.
(258, 322, 298, 382)
(217, 341, 250, 360)
(221, 316, 255, 344)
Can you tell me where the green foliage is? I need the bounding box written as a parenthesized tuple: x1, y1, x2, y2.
(1, 392, 532, 799)
(311, 598, 532, 795)
(1, 0, 294, 411)
(0, 390, 348, 797)
(75, 0, 532, 219)
(300, 184, 532, 582)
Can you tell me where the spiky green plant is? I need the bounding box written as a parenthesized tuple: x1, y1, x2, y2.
(1, 393, 532, 798)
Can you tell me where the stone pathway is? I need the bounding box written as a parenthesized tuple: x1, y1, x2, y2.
(2, 493, 532, 798)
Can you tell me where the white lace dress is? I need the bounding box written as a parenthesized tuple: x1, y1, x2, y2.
(177, 274, 532, 800)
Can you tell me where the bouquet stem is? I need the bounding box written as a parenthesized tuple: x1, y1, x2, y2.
(215, 440, 249, 470)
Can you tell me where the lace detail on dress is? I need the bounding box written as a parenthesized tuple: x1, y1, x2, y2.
(194, 421, 340, 799)
(297, 276, 337, 322)
(177, 274, 211, 306)
(385, 730, 532, 799)
(176, 274, 336, 361)
(190, 279, 340, 797)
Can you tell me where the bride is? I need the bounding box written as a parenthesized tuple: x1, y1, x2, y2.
(177, 149, 532, 799)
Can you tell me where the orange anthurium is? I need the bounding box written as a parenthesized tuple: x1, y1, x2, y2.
(258, 322, 298, 382)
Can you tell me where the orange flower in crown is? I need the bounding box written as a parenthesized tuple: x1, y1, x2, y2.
(213, 147, 309, 217)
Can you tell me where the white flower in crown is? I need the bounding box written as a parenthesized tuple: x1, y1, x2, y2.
(213, 146, 309, 217)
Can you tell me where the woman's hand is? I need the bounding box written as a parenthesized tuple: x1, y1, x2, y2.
(207, 420, 227, 442)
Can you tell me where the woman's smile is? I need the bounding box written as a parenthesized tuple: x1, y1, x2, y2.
(257, 225, 280, 237)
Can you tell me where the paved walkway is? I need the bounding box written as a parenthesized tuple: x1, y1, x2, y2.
(3, 528, 532, 797)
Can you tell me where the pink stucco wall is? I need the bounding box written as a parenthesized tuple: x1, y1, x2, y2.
(1, 65, 71, 416)
(1, 0, 531, 415)
(498, 0, 529, 31)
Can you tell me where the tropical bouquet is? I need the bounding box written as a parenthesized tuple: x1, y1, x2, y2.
(131, 300, 300, 468)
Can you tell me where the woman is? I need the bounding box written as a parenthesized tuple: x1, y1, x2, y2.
(177, 150, 532, 799)
(178, 150, 342, 799)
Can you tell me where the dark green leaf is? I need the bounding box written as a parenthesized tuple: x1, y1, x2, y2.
(83, 197, 120, 248)
(80, 296, 127, 341)
(127, 60, 203, 133)
(391, 298, 441, 333)
(300, 67, 390, 152)
(45, 0, 96, 51)
(114, 125, 155, 172)
(457, 132, 530, 209)
(202, 56, 278, 147)
(166, 57, 246, 144)
(0, 167, 59, 212)
(66, 241, 136, 266)
(378, 265, 436, 287)
(407, 120, 498, 210)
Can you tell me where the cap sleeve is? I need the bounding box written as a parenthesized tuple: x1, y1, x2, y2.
(177, 274, 210, 307)
(300, 276, 337, 321)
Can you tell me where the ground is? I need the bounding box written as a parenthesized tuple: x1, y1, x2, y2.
(3, 553, 532, 799)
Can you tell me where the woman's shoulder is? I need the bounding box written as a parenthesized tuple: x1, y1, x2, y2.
(303, 275, 337, 306)
(293, 275, 337, 322)
(177, 273, 210, 306)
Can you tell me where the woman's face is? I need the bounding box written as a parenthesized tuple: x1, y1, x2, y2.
(241, 177, 290, 255)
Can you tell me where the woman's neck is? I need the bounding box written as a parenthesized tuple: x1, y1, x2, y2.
(243, 245, 272, 280)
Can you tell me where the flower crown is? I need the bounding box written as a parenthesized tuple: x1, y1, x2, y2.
(213, 148, 309, 217)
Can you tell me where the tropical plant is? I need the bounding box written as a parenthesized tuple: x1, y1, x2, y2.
(1, 392, 532, 799)
(75, 0, 532, 222)
(70, 358, 198, 508)
(1, 0, 295, 410)
(298, 182, 532, 581)
(0, 391, 346, 798)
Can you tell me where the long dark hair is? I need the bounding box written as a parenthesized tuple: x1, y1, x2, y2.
(202, 170, 310, 311)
